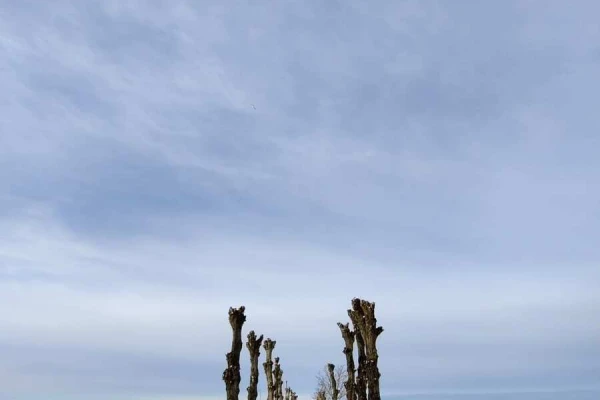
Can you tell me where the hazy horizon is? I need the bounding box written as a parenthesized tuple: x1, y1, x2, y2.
(383, 389, 600, 400)
(26, 389, 600, 400)
(1, 0, 599, 399)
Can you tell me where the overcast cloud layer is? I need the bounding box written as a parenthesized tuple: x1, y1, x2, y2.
(1, 1, 600, 399)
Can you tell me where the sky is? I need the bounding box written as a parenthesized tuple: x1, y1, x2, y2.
(1, 0, 600, 399)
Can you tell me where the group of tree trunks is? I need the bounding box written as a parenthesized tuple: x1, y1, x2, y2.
(222, 306, 298, 400)
(223, 298, 382, 400)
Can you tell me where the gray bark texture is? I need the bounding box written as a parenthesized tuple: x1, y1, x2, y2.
(327, 364, 340, 400)
(348, 308, 367, 400)
(262, 339, 277, 400)
(337, 322, 356, 400)
(246, 330, 264, 400)
(274, 357, 284, 400)
(223, 306, 247, 400)
(349, 299, 384, 400)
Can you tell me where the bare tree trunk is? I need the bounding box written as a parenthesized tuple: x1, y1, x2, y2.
(348, 308, 367, 400)
(337, 323, 356, 400)
(263, 339, 276, 400)
(247, 330, 264, 400)
(327, 363, 340, 400)
(286, 386, 297, 400)
(223, 306, 247, 400)
(274, 357, 284, 400)
(349, 299, 384, 400)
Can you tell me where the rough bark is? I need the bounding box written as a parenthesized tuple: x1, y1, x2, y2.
(337, 322, 356, 400)
(349, 299, 384, 400)
(347, 308, 367, 400)
(246, 330, 264, 400)
(262, 339, 277, 400)
(327, 363, 340, 400)
(274, 357, 284, 400)
(223, 306, 247, 400)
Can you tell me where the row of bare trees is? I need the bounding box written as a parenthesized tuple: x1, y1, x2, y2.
(223, 298, 382, 400)
(314, 298, 383, 400)
(223, 306, 299, 400)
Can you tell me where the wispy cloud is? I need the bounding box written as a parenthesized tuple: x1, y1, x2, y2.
(1, 0, 600, 399)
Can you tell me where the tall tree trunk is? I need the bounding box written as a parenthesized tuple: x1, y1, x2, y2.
(262, 339, 277, 400)
(246, 330, 264, 400)
(348, 308, 367, 400)
(274, 357, 284, 400)
(337, 322, 356, 400)
(349, 299, 384, 400)
(327, 363, 340, 400)
(223, 306, 247, 400)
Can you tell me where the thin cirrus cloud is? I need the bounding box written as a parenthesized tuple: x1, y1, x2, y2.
(1, 0, 600, 399)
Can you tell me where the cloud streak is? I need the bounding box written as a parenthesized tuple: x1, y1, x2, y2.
(1, 0, 600, 399)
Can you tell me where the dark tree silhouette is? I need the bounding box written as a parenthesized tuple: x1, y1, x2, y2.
(337, 323, 356, 400)
(223, 306, 247, 400)
(263, 338, 277, 400)
(349, 299, 383, 400)
(246, 330, 264, 400)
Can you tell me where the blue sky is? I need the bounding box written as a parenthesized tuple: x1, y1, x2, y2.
(1, 0, 600, 399)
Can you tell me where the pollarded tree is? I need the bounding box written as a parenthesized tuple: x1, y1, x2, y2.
(223, 306, 247, 400)
(222, 307, 298, 400)
(337, 323, 356, 400)
(274, 357, 284, 400)
(348, 299, 383, 400)
(263, 338, 277, 400)
(247, 330, 264, 400)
